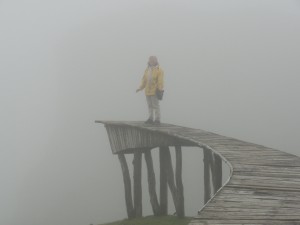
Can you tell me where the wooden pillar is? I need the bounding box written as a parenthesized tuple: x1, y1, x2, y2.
(162, 146, 185, 218)
(133, 152, 142, 217)
(164, 147, 178, 213)
(159, 147, 168, 215)
(212, 153, 222, 194)
(118, 154, 135, 219)
(203, 148, 212, 204)
(144, 149, 160, 216)
(175, 146, 185, 218)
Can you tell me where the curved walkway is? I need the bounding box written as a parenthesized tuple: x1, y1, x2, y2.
(96, 121, 300, 224)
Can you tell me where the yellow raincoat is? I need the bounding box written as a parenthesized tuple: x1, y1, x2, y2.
(139, 66, 164, 96)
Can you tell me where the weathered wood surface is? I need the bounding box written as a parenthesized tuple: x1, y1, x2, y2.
(96, 121, 300, 224)
(212, 153, 222, 193)
(118, 154, 135, 219)
(144, 149, 160, 215)
(175, 146, 185, 218)
(159, 147, 168, 215)
(162, 146, 186, 218)
(133, 152, 142, 217)
(203, 148, 213, 204)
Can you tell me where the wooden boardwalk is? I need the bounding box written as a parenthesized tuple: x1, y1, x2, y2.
(96, 121, 300, 224)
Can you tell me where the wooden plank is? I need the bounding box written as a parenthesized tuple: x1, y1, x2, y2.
(189, 219, 300, 225)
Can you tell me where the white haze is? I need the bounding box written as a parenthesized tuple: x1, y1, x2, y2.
(0, 0, 299, 224)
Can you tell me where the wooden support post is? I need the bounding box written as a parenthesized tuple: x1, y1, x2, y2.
(133, 152, 142, 217)
(118, 154, 135, 219)
(159, 147, 168, 215)
(164, 147, 178, 213)
(203, 148, 212, 204)
(175, 146, 185, 218)
(163, 146, 185, 218)
(212, 153, 222, 194)
(144, 149, 160, 216)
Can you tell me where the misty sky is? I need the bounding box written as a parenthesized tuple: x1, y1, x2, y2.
(1, 1, 300, 225)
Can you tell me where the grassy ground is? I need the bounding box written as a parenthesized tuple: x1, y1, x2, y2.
(100, 215, 192, 225)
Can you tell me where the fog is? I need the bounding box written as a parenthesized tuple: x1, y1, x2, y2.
(1, 0, 300, 224)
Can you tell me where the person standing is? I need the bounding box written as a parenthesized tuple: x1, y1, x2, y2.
(136, 56, 164, 124)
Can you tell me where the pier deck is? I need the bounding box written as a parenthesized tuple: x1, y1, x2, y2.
(96, 121, 300, 224)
